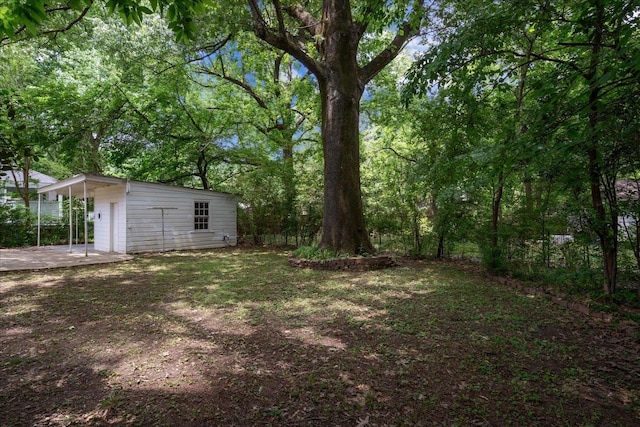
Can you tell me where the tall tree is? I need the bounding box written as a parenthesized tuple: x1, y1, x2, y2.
(244, 0, 427, 253)
(191, 32, 319, 242)
(0, 43, 49, 208)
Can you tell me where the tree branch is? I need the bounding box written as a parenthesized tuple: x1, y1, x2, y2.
(153, 34, 232, 75)
(284, 4, 321, 37)
(248, 0, 324, 77)
(272, 0, 287, 35)
(114, 85, 151, 125)
(177, 97, 205, 134)
(381, 147, 417, 163)
(196, 62, 269, 110)
(1, 3, 94, 45)
(360, 0, 426, 84)
(42, 5, 92, 38)
(444, 47, 587, 81)
(558, 41, 616, 49)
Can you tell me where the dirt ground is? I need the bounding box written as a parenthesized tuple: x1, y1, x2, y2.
(1, 249, 639, 426)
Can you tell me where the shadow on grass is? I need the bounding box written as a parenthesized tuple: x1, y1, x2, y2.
(1, 248, 639, 426)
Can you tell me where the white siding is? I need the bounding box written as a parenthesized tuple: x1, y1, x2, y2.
(94, 184, 127, 253)
(124, 182, 237, 253)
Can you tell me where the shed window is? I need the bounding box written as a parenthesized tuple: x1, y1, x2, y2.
(194, 201, 209, 230)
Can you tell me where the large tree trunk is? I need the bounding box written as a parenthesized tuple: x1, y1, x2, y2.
(318, 77, 374, 254)
(314, 0, 374, 255)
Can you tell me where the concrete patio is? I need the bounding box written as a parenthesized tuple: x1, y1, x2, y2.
(0, 245, 134, 272)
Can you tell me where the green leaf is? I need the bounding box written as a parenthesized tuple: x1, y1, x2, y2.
(131, 11, 142, 26)
(106, 0, 118, 14)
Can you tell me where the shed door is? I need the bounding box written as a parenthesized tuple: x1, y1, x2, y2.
(110, 202, 119, 252)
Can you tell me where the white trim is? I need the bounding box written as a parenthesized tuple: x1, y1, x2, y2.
(37, 193, 41, 247)
(83, 180, 88, 257)
(194, 200, 210, 231)
(37, 174, 125, 195)
(68, 187, 72, 253)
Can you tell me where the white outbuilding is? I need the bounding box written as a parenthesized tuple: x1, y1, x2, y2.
(37, 174, 238, 254)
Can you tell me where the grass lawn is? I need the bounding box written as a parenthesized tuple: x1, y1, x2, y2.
(1, 248, 639, 426)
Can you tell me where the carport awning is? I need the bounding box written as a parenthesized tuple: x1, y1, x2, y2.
(36, 174, 127, 256)
(37, 173, 126, 198)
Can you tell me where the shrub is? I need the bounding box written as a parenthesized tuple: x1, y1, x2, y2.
(0, 205, 89, 247)
(0, 205, 34, 247)
(292, 245, 349, 260)
(480, 244, 509, 275)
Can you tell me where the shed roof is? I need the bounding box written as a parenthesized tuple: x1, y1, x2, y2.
(1, 169, 58, 189)
(37, 173, 239, 198)
(37, 174, 125, 197)
(616, 179, 640, 201)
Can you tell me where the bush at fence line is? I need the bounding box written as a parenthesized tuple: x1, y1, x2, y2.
(39, 222, 70, 245)
(0, 205, 93, 248)
(0, 204, 34, 247)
